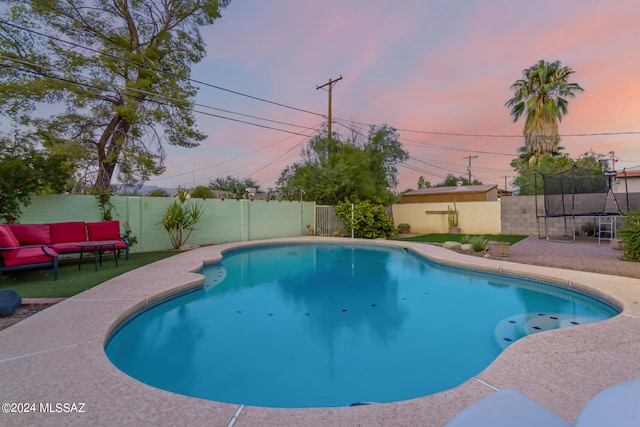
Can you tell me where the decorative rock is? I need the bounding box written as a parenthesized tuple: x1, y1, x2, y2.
(179, 244, 201, 250)
(0, 290, 22, 316)
(443, 241, 461, 250)
(460, 243, 473, 252)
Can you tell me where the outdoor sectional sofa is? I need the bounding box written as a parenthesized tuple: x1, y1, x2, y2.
(0, 220, 128, 280)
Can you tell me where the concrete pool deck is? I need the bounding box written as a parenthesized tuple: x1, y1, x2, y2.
(1, 237, 639, 426)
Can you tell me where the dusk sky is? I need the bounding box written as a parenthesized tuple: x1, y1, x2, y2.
(150, 0, 640, 193)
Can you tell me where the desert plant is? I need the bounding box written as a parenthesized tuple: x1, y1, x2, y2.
(468, 235, 489, 252)
(617, 211, 640, 261)
(447, 202, 459, 228)
(161, 189, 205, 249)
(397, 223, 411, 233)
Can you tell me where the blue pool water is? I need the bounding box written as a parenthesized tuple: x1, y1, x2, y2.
(105, 244, 618, 408)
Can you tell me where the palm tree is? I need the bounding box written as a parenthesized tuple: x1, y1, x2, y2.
(506, 60, 583, 162)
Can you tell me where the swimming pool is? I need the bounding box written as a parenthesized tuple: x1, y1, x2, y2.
(105, 243, 618, 408)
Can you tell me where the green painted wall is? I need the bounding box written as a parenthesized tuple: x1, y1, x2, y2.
(17, 195, 315, 252)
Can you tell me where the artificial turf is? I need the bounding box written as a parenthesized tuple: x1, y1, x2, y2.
(0, 250, 180, 298)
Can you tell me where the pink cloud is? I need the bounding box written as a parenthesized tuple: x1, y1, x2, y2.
(153, 0, 640, 192)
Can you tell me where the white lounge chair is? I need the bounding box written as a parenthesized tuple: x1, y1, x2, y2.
(445, 378, 640, 427)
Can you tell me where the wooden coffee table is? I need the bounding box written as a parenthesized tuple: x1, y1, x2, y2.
(77, 240, 121, 271)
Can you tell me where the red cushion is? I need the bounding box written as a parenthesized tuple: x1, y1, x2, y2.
(50, 222, 87, 243)
(87, 220, 121, 241)
(0, 224, 20, 260)
(1, 247, 57, 267)
(7, 224, 52, 246)
(51, 242, 87, 254)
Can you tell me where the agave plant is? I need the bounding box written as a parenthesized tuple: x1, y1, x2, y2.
(468, 235, 489, 252)
(161, 189, 205, 249)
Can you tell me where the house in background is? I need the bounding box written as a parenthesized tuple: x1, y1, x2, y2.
(401, 184, 499, 204)
(614, 166, 640, 193)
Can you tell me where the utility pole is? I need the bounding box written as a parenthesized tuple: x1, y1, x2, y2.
(463, 155, 478, 184)
(500, 175, 514, 191)
(609, 151, 616, 171)
(316, 76, 343, 141)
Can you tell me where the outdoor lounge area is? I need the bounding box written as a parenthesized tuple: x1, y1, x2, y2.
(0, 220, 129, 280)
(1, 236, 639, 426)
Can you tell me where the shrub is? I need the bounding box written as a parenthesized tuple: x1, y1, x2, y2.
(148, 188, 170, 197)
(0, 149, 72, 222)
(335, 200, 395, 239)
(468, 235, 489, 252)
(617, 211, 640, 261)
(460, 234, 488, 251)
(191, 186, 213, 199)
(397, 223, 411, 233)
(580, 222, 596, 236)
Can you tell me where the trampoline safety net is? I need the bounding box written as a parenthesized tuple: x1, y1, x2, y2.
(538, 168, 620, 217)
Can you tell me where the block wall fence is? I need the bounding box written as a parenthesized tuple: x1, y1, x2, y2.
(16, 195, 315, 253)
(500, 193, 640, 236)
(392, 193, 639, 236)
(14, 193, 640, 248)
(391, 201, 502, 235)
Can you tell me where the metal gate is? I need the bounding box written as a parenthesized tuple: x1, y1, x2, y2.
(315, 205, 347, 237)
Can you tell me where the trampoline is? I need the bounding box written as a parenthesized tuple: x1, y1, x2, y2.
(535, 166, 630, 243)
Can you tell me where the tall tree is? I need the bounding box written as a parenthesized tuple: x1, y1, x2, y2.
(363, 124, 408, 191)
(505, 60, 583, 162)
(209, 176, 259, 199)
(417, 176, 431, 189)
(276, 124, 408, 205)
(510, 150, 605, 195)
(0, 0, 231, 191)
(0, 133, 72, 222)
(434, 174, 482, 187)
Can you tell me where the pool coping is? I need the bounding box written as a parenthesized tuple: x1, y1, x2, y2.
(1, 237, 639, 426)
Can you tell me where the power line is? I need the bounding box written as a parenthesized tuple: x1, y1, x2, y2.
(400, 163, 449, 181)
(1, 59, 317, 138)
(4, 20, 639, 143)
(340, 117, 640, 139)
(244, 137, 305, 178)
(0, 19, 325, 118)
(8, 19, 639, 142)
(3, 55, 325, 186)
(149, 122, 324, 182)
(5, 19, 640, 191)
(1, 55, 314, 133)
(401, 137, 516, 157)
(410, 156, 467, 176)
